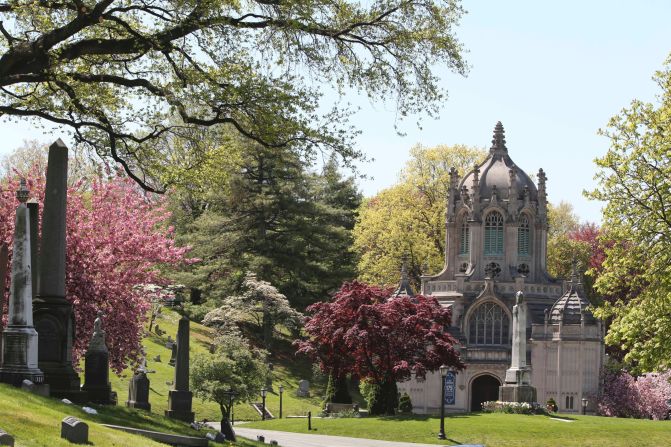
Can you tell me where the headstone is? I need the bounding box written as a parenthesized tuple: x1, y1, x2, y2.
(153, 355, 161, 362)
(21, 379, 49, 397)
(168, 342, 177, 366)
(0, 428, 14, 447)
(270, 441, 279, 446)
(165, 316, 194, 422)
(296, 380, 310, 397)
(61, 416, 88, 444)
(33, 140, 83, 401)
(499, 291, 537, 403)
(206, 432, 226, 442)
(0, 180, 45, 386)
(81, 312, 115, 404)
(126, 370, 151, 411)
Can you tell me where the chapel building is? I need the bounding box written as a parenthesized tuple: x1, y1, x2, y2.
(397, 122, 604, 414)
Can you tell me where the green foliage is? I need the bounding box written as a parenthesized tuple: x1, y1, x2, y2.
(0, 1, 468, 192)
(587, 55, 671, 373)
(171, 136, 361, 310)
(191, 331, 269, 420)
(398, 392, 413, 413)
(353, 144, 486, 288)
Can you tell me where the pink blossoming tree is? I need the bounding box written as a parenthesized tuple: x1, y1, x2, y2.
(598, 369, 671, 420)
(0, 171, 191, 373)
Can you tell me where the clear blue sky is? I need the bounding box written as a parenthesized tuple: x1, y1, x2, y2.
(1, 1, 670, 224)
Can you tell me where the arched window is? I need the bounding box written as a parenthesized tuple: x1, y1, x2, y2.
(468, 302, 510, 345)
(484, 211, 504, 255)
(518, 214, 530, 256)
(459, 219, 470, 255)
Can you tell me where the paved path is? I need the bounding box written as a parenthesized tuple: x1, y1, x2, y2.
(227, 427, 481, 447)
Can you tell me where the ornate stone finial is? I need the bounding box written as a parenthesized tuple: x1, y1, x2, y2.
(570, 259, 580, 284)
(87, 310, 108, 352)
(94, 311, 103, 333)
(16, 178, 29, 203)
(490, 121, 507, 154)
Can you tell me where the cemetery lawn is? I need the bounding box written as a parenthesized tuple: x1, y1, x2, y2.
(246, 413, 671, 447)
(0, 383, 261, 446)
(108, 308, 326, 422)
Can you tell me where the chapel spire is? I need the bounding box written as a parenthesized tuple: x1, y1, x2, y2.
(490, 121, 508, 154)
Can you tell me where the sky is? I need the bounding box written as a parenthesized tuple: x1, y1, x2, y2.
(1, 1, 671, 223)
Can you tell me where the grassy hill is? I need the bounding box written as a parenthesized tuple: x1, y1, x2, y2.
(109, 308, 328, 422)
(0, 383, 259, 446)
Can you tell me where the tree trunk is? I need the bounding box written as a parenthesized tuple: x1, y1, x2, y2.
(369, 377, 398, 416)
(219, 405, 236, 442)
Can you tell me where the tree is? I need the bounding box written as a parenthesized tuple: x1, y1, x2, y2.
(172, 138, 361, 310)
(587, 56, 671, 373)
(203, 273, 303, 349)
(0, 1, 468, 191)
(0, 170, 191, 373)
(598, 369, 671, 420)
(191, 331, 268, 437)
(296, 281, 463, 415)
(353, 144, 485, 288)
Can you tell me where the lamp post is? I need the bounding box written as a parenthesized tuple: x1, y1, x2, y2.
(279, 385, 284, 419)
(261, 388, 267, 421)
(438, 364, 449, 440)
(581, 398, 588, 415)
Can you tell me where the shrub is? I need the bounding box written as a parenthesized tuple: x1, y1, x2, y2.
(546, 398, 558, 413)
(481, 401, 546, 415)
(398, 392, 413, 413)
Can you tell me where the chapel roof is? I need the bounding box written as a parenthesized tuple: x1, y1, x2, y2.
(548, 272, 597, 325)
(459, 122, 540, 202)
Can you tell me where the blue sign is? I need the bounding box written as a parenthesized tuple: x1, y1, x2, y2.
(444, 371, 456, 405)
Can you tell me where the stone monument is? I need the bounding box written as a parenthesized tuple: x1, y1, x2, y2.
(32, 140, 83, 400)
(0, 180, 45, 386)
(499, 291, 537, 403)
(81, 312, 115, 404)
(127, 357, 152, 411)
(165, 316, 194, 422)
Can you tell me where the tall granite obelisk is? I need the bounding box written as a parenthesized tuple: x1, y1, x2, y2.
(32, 139, 83, 400)
(0, 180, 45, 386)
(499, 291, 537, 403)
(165, 316, 194, 422)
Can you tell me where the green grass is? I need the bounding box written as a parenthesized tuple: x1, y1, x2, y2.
(245, 413, 671, 447)
(109, 308, 326, 422)
(0, 383, 260, 447)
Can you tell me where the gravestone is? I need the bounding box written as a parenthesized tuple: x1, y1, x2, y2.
(81, 312, 115, 404)
(0, 428, 14, 446)
(126, 369, 152, 411)
(21, 379, 49, 397)
(165, 316, 194, 422)
(153, 355, 161, 362)
(499, 291, 537, 403)
(0, 180, 45, 386)
(33, 140, 83, 401)
(61, 416, 88, 444)
(168, 342, 177, 366)
(296, 380, 310, 397)
(206, 432, 226, 442)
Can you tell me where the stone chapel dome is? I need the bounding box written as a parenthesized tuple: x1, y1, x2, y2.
(548, 277, 596, 325)
(459, 121, 539, 202)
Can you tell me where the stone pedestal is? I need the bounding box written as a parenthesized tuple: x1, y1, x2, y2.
(126, 371, 151, 411)
(499, 384, 537, 403)
(81, 313, 115, 404)
(165, 390, 194, 423)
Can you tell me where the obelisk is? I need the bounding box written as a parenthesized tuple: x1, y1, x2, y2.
(0, 180, 44, 385)
(32, 139, 83, 400)
(499, 291, 536, 402)
(165, 316, 194, 422)
(81, 312, 115, 404)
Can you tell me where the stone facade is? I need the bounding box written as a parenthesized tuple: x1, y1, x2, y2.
(397, 122, 604, 414)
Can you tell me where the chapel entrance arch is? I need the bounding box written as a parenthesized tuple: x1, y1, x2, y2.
(470, 374, 501, 412)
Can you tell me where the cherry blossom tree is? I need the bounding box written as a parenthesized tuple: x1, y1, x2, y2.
(598, 369, 671, 420)
(296, 281, 463, 415)
(0, 171, 192, 373)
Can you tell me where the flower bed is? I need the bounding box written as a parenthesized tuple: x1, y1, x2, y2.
(481, 401, 546, 414)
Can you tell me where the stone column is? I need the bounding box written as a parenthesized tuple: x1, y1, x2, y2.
(81, 312, 115, 404)
(32, 139, 83, 400)
(0, 180, 44, 386)
(27, 200, 39, 300)
(165, 316, 194, 422)
(499, 291, 536, 403)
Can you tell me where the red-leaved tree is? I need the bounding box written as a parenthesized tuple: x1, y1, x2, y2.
(296, 281, 463, 415)
(0, 172, 192, 373)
